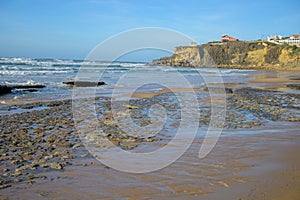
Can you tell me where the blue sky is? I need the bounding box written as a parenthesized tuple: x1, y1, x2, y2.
(0, 0, 299, 61)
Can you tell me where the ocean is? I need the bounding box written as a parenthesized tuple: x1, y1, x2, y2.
(0, 57, 258, 105)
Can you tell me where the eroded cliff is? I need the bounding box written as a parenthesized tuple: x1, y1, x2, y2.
(152, 41, 300, 70)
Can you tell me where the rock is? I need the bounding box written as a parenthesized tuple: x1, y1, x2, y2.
(3, 168, 9, 172)
(241, 124, 252, 128)
(15, 164, 36, 172)
(40, 163, 49, 168)
(12, 171, 22, 177)
(125, 105, 139, 109)
(202, 86, 233, 94)
(63, 81, 105, 87)
(38, 192, 48, 197)
(13, 178, 22, 183)
(286, 84, 300, 90)
(49, 162, 63, 170)
(0, 84, 45, 95)
(0, 85, 12, 95)
(290, 77, 300, 80)
(18, 89, 38, 92)
(12, 85, 45, 89)
(80, 153, 89, 158)
(225, 88, 233, 94)
(72, 143, 81, 148)
(61, 155, 74, 160)
(44, 155, 54, 160)
(143, 137, 156, 142)
(0, 184, 12, 189)
(27, 180, 35, 185)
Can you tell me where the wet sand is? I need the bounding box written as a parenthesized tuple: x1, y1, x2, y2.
(1, 123, 299, 200)
(1, 70, 300, 199)
(247, 70, 300, 93)
(131, 88, 203, 99)
(205, 124, 300, 200)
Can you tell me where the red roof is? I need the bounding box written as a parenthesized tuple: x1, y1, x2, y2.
(292, 34, 300, 39)
(221, 35, 238, 41)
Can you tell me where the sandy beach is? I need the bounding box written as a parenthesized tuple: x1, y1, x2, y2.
(0, 70, 300, 199)
(1, 123, 299, 200)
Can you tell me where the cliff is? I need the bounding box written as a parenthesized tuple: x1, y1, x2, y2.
(152, 41, 300, 70)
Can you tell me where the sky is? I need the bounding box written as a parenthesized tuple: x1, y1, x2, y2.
(0, 0, 300, 61)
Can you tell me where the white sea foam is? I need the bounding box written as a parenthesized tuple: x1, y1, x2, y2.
(0, 57, 255, 104)
(0, 57, 146, 68)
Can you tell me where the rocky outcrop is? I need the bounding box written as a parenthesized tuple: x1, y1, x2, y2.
(63, 81, 105, 87)
(0, 86, 12, 95)
(152, 41, 300, 70)
(0, 85, 46, 95)
(152, 46, 203, 67)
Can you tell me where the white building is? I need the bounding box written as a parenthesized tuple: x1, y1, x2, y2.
(267, 35, 282, 42)
(267, 34, 300, 46)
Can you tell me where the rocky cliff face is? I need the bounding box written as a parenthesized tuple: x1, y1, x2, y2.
(152, 41, 300, 70)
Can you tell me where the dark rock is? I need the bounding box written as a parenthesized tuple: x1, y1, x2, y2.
(18, 89, 38, 92)
(0, 184, 12, 189)
(290, 77, 300, 80)
(287, 84, 300, 90)
(225, 88, 233, 94)
(63, 81, 105, 87)
(3, 168, 10, 172)
(0, 84, 45, 95)
(0, 85, 12, 95)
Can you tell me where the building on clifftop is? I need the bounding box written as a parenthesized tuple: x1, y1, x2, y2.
(221, 34, 238, 42)
(267, 34, 300, 46)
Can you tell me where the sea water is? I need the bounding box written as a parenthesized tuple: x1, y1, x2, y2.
(0, 57, 258, 104)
